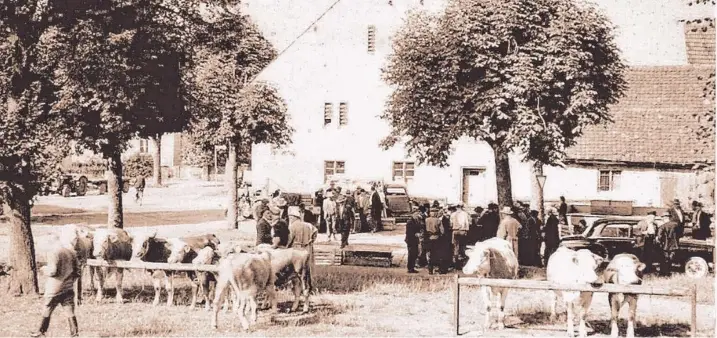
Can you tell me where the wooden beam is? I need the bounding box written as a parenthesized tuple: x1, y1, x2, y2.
(87, 259, 220, 273)
(453, 274, 460, 336)
(457, 278, 690, 296)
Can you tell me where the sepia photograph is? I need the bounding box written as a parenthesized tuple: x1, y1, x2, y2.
(0, 0, 715, 337)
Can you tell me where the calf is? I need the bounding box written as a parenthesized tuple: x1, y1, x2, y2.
(211, 250, 275, 330)
(546, 247, 605, 338)
(604, 254, 645, 338)
(192, 246, 221, 310)
(255, 244, 312, 313)
(461, 237, 519, 330)
(57, 224, 95, 306)
(92, 228, 132, 303)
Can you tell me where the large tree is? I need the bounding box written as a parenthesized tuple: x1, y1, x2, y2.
(381, 0, 626, 208)
(187, 12, 293, 229)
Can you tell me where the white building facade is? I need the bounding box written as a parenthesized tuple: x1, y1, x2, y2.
(243, 0, 715, 210)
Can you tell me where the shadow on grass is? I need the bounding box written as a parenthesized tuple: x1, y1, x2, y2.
(515, 310, 692, 337)
(29, 209, 225, 227)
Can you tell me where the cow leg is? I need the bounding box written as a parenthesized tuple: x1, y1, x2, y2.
(609, 294, 619, 338)
(94, 268, 106, 302)
(211, 275, 229, 329)
(549, 292, 558, 322)
(237, 293, 250, 331)
(481, 287, 492, 330)
(578, 292, 593, 338)
(265, 283, 277, 314)
(152, 275, 162, 306)
(88, 266, 96, 293)
(301, 268, 310, 313)
(248, 293, 259, 325)
(566, 303, 575, 338)
(190, 273, 199, 309)
(290, 277, 301, 313)
(165, 274, 174, 306)
(497, 289, 508, 329)
(626, 296, 637, 338)
(115, 268, 125, 304)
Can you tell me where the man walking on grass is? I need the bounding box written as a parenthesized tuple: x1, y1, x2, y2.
(134, 173, 146, 206)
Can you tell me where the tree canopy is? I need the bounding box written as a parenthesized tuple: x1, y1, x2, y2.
(381, 0, 626, 206)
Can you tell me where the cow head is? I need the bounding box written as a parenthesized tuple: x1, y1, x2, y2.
(192, 246, 217, 265)
(604, 254, 646, 285)
(167, 238, 192, 264)
(573, 249, 605, 284)
(130, 230, 157, 261)
(462, 247, 492, 276)
(93, 229, 121, 260)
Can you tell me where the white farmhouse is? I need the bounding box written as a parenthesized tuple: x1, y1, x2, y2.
(241, 0, 715, 212)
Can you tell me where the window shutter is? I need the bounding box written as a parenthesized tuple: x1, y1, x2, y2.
(367, 25, 376, 53)
(339, 102, 348, 126)
(324, 103, 333, 125)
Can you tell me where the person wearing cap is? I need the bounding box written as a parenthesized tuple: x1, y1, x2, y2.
(273, 196, 289, 224)
(323, 191, 338, 241)
(668, 199, 686, 239)
(405, 205, 427, 273)
(269, 205, 290, 249)
(479, 203, 500, 240)
(656, 211, 679, 276)
(542, 207, 560, 266)
(256, 207, 274, 246)
(450, 202, 471, 268)
(519, 210, 542, 267)
(335, 195, 354, 249)
(691, 201, 712, 240)
(497, 206, 521, 260)
(287, 206, 318, 285)
(425, 203, 447, 274)
(636, 211, 658, 272)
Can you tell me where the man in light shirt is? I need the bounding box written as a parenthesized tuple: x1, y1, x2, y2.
(451, 202, 471, 268)
(323, 191, 338, 241)
(636, 211, 657, 272)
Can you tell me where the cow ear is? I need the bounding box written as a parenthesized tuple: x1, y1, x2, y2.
(148, 230, 157, 239)
(109, 234, 119, 243)
(183, 245, 192, 253)
(636, 263, 646, 272)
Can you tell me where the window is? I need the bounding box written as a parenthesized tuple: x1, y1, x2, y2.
(324, 103, 333, 126)
(324, 161, 345, 182)
(339, 102, 348, 126)
(367, 25, 376, 53)
(392, 161, 415, 182)
(598, 170, 621, 191)
(139, 139, 149, 153)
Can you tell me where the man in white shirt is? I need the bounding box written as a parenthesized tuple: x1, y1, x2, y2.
(451, 202, 471, 268)
(636, 211, 657, 272)
(323, 191, 338, 241)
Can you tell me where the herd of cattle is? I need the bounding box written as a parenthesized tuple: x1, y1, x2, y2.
(53, 224, 312, 331)
(462, 237, 646, 338)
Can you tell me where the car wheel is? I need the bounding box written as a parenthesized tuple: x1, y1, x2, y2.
(684, 257, 709, 278)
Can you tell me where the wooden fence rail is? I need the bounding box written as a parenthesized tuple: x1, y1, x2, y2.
(86, 259, 220, 273)
(453, 275, 698, 337)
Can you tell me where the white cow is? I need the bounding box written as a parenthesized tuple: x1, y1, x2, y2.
(604, 254, 645, 338)
(462, 237, 519, 330)
(255, 244, 312, 313)
(92, 228, 133, 303)
(546, 247, 605, 337)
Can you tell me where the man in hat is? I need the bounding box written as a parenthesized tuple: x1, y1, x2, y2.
(256, 208, 274, 246)
(451, 202, 471, 268)
(558, 196, 568, 225)
(287, 206, 318, 287)
(669, 199, 686, 239)
(405, 205, 427, 273)
(543, 207, 560, 266)
(480, 203, 500, 239)
(520, 210, 542, 267)
(323, 191, 338, 241)
(356, 188, 370, 233)
(497, 206, 521, 261)
(635, 211, 658, 272)
(657, 211, 679, 276)
(270, 205, 290, 248)
(335, 194, 354, 249)
(425, 203, 448, 274)
(691, 201, 712, 240)
(370, 186, 384, 232)
(273, 196, 289, 224)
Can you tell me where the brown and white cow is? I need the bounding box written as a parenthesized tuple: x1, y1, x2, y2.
(211, 250, 275, 330)
(92, 228, 133, 303)
(462, 237, 519, 330)
(57, 224, 95, 306)
(255, 244, 312, 313)
(603, 254, 646, 338)
(130, 231, 219, 306)
(546, 247, 605, 338)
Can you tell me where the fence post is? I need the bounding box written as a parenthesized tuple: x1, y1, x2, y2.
(453, 274, 460, 336)
(690, 284, 697, 337)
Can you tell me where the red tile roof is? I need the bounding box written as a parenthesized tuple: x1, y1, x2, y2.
(684, 21, 715, 65)
(566, 65, 715, 166)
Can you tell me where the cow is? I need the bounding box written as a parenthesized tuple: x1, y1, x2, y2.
(192, 246, 222, 310)
(546, 247, 605, 338)
(603, 254, 646, 338)
(56, 224, 95, 306)
(461, 237, 519, 330)
(255, 244, 312, 313)
(92, 228, 133, 303)
(130, 231, 219, 306)
(211, 250, 275, 330)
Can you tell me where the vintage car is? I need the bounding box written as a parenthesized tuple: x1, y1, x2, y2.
(559, 217, 714, 278)
(383, 183, 414, 221)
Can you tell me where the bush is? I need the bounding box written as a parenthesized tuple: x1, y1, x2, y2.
(124, 153, 153, 179)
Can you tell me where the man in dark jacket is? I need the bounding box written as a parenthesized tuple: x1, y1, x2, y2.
(134, 174, 146, 205)
(542, 207, 560, 266)
(479, 203, 500, 239)
(270, 206, 290, 248)
(657, 212, 680, 276)
(256, 209, 274, 246)
(558, 196, 568, 225)
(335, 195, 354, 248)
(691, 201, 712, 240)
(405, 206, 426, 273)
(520, 210, 542, 267)
(425, 206, 447, 274)
(370, 186, 383, 232)
(669, 199, 686, 239)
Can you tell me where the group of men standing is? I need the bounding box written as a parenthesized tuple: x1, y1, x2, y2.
(403, 197, 570, 274)
(315, 185, 386, 248)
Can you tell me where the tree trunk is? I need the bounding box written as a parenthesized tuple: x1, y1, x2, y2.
(151, 134, 162, 187)
(4, 193, 39, 296)
(202, 165, 210, 181)
(107, 152, 124, 229)
(226, 144, 239, 229)
(532, 162, 545, 221)
(492, 145, 514, 211)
